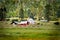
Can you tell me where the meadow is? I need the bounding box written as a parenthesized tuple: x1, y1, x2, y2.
(0, 21, 60, 40)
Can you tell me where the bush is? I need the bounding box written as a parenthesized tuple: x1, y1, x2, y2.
(54, 22, 60, 25)
(12, 19, 18, 22)
(6, 19, 10, 21)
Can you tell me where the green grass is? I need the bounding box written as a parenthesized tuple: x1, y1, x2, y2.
(0, 21, 60, 40)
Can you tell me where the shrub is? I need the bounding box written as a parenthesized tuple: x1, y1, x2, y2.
(54, 22, 60, 25)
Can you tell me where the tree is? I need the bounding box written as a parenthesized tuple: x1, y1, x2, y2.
(45, 4, 51, 21)
(19, 8, 24, 20)
(0, 0, 7, 21)
(45, 0, 59, 21)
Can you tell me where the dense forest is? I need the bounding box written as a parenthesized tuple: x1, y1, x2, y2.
(0, 0, 60, 21)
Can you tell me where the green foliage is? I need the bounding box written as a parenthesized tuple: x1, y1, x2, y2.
(0, 0, 60, 21)
(45, 4, 52, 21)
(19, 9, 24, 18)
(45, 0, 60, 21)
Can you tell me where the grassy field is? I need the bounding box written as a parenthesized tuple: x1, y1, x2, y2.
(0, 21, 60, 40)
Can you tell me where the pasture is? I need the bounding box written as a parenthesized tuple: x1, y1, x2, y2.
(0, 21, 60, 40)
